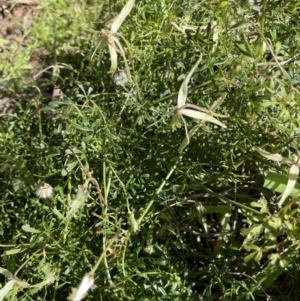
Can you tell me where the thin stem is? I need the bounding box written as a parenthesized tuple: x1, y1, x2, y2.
(106, 159, 131, 212)
(200, 186, 264, 217)
(138, 156, 183, 225)
(91, 237, 116, 274)
(68, 146, 104, 202)
(259, 0, 268, 59)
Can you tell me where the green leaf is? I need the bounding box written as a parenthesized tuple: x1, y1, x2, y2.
(249, 224, 263, 236)
(53, 207, 64, 219)
(62, 161, 78, 176)
(235, 43, 253, 57)
(264, 170, 300, 197)
(70, 122, 93, 132)
(5, 249, 22, 255)
(229, 19, 249, 30)
(254, 249, 263, 262)
(255, 147, 288, 163)
(22, 224, 41, 234)
(244, 251, 256, 262)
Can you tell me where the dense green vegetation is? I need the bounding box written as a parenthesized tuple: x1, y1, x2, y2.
(1, 0, 300, 300)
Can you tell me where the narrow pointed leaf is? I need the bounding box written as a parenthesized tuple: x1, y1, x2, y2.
(30, 274, 56, 288)
(113, 36, 132, 81)
(255, 147, 291, 163)
(179, 93, 228, 153)
(108, 44, 118, 75)
(179, 123, 201, 153)
(278, 164, 299, 207)
(14, 278, 30, 289)
(264, 170, 300, 196)
(210, 93, 227, 111)
(212, 21, 219, 43)
(180, 109, 227, 128)
(111, 0, 135, 33)
(5, 249, 22, 255)
(0, 280, 16, 301)
(0, 268, 13, 279)
(22, 224, 41, 234)
(177, 55, 203, 108)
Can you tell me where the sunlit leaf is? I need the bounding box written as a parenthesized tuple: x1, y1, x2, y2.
(267, 216, 282, 229)
(14, 278, 30, 289)
(249, 224, 263, 236)
(108, 44, 118, 75)
(0, 280, 16, 301)
(177, 55, 203, 108)
(179, 93, 227, 152)
(244, 251, 256, 262)
(254, 249, 263, 262)
(278, 164, 299, 207)
(70, 122, 93, 132)
(111, 0, 135, 33)
(264, 170, 300, 196)
(62, 161, 78, 176)
(22, 224, 41, 234)
(255, 147, 290, 163)
(113, 36, 132, 81)
(30, 274, 55, 288)
(5, 249, 22, 255)
(0, 268, 13, 279)
(180, 109, 227, 128)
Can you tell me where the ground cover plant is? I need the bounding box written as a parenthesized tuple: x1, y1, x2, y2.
(1, 0, 300, 300)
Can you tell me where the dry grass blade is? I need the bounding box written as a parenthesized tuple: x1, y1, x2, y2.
(177, 55, 203, 108)
(179, 93, 227, 153)
(108, 43, 118, 75)
(179, 108, 227, 128)
(113, 36, 132, 81)
(68, 273, 94, 301)
(0, 268, 13, 279)
(111, 0, 135, 33)
(0, 280, 16, 301)
(255, 147, 292, 164)
(278, 164, 299, 207)
(99, 0, 135, 78)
